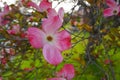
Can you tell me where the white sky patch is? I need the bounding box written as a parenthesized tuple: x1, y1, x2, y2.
(52, 1, 77, 12)
(0, 2, 4, 7)
(0, 0, 16, 5)
(0, 0, 79, 12)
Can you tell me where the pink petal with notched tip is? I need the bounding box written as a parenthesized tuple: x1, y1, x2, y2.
(106, 0, 117, 7)
(27, 27, 45, 48)
(56, 30, 71, 51)
(42, 15, 62, 33)
(39, 0, 52, 12)
(57, 64, 75, 80)
(47, 8, 64, 19)
(103, 8, 114, 17)
(47, 8, 57, 17)
(43, 44, 63, 65)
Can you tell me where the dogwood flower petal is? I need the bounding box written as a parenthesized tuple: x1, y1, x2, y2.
(47, 8, 64, 19)
(28, 0, 51, 12)
(57, 64, 75, 80)
(43, 44, 63, 65)
(58, 7, 64, 21)
(42, 15, 62, 33)
(27, 1, 40, 11)
(39, 0, 52, 12)
(56, 30, 71, 51)
(27, 27, 45, 48)
(103, 8, 114, 17)
(106, 0, 117, 7)
(47, 8, 57, 17)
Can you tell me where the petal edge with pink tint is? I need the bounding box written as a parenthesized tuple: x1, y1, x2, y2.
(43, 44, 63, 65)
(27, 27, 45, 48)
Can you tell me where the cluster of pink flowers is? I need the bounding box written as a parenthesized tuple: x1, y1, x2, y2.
(103, 0, 120, 17)
(27, 0, 71, 66)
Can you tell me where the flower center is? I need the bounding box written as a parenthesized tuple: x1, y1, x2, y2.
(46, 36, 53, 41)
(113, 10, 117, 15)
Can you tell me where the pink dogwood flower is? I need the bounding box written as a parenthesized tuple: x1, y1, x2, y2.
(48, 64, 75, 80)
(0, 4, 10, 26)
(103, 0, 120, 17)
(27, 0, 52, 12)
(27, 8, 71, 65)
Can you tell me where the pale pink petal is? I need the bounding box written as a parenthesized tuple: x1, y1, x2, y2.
(106, 0, 117, 7)
(48, 78, 65, 80)
(27, 1, 39, 11)
(42, 16, 62, 33)
(43, 44, 63, 65)
(57, 64, 75, 80)
(56, 30, 71, 51)
(103, 8, 114, 17)
(27, 27, 45, 48)
(47, 8, 57, 17)
(39, 0, 52, 12)
(58, 7, 64, 20)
